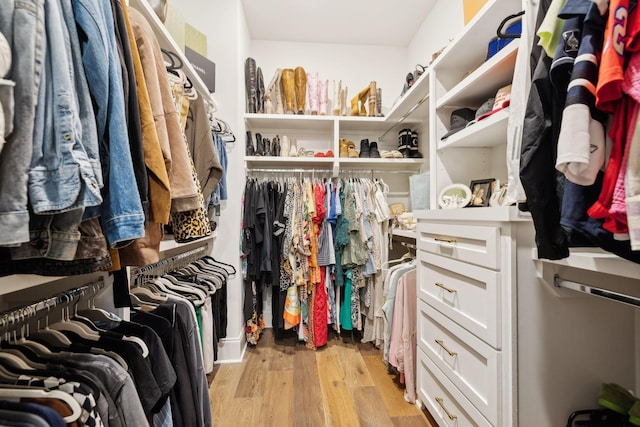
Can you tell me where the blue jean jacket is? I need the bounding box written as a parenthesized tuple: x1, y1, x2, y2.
(72, 0, 145, 247)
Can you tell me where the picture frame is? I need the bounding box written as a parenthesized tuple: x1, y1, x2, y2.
(468, 178, 495, 207)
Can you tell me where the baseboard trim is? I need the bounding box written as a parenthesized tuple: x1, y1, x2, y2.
(215, 330, 246, 364)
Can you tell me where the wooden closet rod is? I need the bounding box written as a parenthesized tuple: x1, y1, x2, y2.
(553, 274, 640, 308)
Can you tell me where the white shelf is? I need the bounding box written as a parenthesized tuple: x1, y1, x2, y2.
(415, 206, 531, 222)
(534, 248, 640, 282)
(245, 156, 335, 169)
(338, 158, 423, 171)
(338, 116, 388, 132)
(386, 72, 431, 124)
(159, 234, 216, 258)
(436, 41, 519, 109)
(245, 113, 335, 131)
(438, 108, 510, 150)
(430, 0, 523, 77)
(129, 0, 217, 108)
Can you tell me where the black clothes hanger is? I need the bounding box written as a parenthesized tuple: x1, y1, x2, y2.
(161, 48, 183, 70)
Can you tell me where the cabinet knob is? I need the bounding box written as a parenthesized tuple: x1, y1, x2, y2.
(435, 397, 458, 420)
(434, 237, 457, 244)
(434, 282, 457, 293)
(435, 339, 457, 357)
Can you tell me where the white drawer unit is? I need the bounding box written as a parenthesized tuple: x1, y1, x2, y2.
(419, 299, 501, 426)
(417, 348, 492, 427)
(417, 222, 500, 270)
(418, 251, 502, 348)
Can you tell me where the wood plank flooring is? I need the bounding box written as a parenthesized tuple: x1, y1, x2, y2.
(209, 329, 436, 427)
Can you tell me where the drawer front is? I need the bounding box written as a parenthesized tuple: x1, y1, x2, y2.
(418, 300, 501, 426)
(418, 251, 501, 348)
(417, 348, 492, 427)
(417, 222, 500, 270)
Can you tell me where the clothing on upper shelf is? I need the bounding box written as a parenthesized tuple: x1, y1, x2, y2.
(0, 0, 228, 277)
(520, 0, 640, 263)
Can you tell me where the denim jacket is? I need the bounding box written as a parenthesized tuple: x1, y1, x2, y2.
(72, 0, 145, 247)
(0, 0, 45, 246)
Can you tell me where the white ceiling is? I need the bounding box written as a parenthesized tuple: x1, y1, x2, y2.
(241, 0, 437, 47)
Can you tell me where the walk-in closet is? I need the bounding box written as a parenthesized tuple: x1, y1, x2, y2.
(0, 0, 639, 426)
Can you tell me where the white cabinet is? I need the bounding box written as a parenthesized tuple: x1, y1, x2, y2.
(416, 209, 525, 426)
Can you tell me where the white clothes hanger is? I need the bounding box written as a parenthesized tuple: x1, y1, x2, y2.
(0, 386, 82, 423)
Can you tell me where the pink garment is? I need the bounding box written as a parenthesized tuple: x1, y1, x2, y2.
(609, 100, 639, 230)
(387, 269, 418, 404)
(313, 266, 328, 348)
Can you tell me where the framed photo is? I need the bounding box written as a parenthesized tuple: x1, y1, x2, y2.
(468, 178, 495, 207)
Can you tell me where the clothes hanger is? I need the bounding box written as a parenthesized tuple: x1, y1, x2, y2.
(49, 295, 100, 342)
(0, 385, 82, 423)
(76, 283, 121, 323)
(28, 301, 73, 348)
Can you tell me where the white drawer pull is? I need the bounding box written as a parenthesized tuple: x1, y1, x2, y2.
(435, 339, 457, 356)
(434, 236, 457, 244)
(435, 282, 457, 293)
(435, 397, 458, 420)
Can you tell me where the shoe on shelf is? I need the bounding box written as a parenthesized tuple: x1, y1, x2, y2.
(325, 150, 334, 157)
(369, 141, 381, 158)
(255, 132, 264, 156)
(339, 138, 349, 158)
(246, 130, 255, 156)
(289, 137, 298, 157)
(347, 140, 359, 158)
(319, 79, 329, 115)
(281, 69, 296, 114)
(308, 72, 319, 115)
(598, 383, 637, 415)
(280, 135, 290, 157)
(398, 128, 411, 157)
(380, 150, 392, 158)
(272, 135, 281, 156)
(409, 130, 423, 158)
(294, 66, 307, 115)
(245, 57, 257, 113)
(332, 80, 342, 116)
(263, 137, 271, 156)
(264, 68, 282, 114)
(368, 81, 377, 117)
(390, 150, 404, 158)
(350, 85, 370, 116)
(256, 67, 265, 113)
(359, 139, 370, 158)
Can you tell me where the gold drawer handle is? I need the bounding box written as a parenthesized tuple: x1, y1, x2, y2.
(434, 237, 457, 244)
(435, 339, 457, 357)
(435, 282, 457, 293)
(435, 397, 458, 420)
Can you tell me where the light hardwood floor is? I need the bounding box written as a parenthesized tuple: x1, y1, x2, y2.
(208, 329, 437, 427)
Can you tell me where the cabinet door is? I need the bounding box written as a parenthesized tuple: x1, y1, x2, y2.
(418, 251, 501, 348)
(418, 300, 501, 425)
(417, 222, 500, 270)
(417, 348, 492, 427)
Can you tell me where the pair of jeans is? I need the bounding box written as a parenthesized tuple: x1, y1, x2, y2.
(72, 0, 145, 247)
(0, 0, 44, 246)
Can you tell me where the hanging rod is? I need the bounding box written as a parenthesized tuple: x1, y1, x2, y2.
(553, 274, 640, 308)
(0, 277, 106, 331)
(246, 168, 333, 174)
(132, 244, 209, 277)
(339, 169, 418, 174)
(378, 93, 431, 141)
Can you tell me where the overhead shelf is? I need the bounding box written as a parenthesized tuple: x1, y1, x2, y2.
(245, 156, 335, 169)
(245, 114, 335, 131)
(438, 108, 510, 150)
(338, 158, 424, 171)
(436, 42, 518, 109)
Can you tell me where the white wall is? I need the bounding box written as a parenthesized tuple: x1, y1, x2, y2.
(172, 0, 249, 362)
(250, 41, 408, 114)
(407, 0, 465, 71)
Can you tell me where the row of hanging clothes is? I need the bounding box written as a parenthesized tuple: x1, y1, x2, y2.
(520, 0, 640, 263)
(0, 243, 233, 427)
(241, 172, 393, 349)
(380, 244, 417, 404)
(0, 0, 233, 279)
